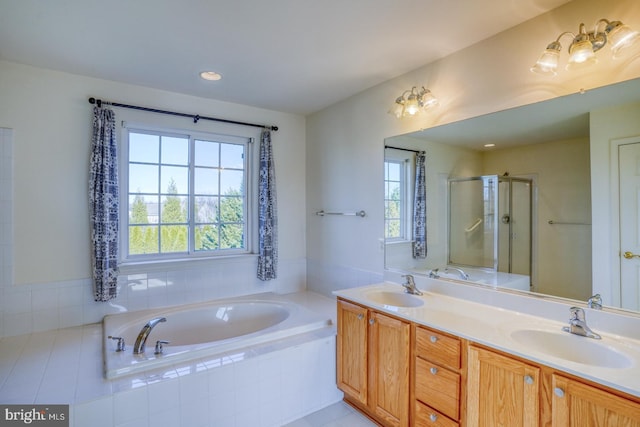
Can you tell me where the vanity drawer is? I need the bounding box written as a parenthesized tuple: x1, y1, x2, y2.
(415, 400, 459, 427)
(415, 326, 461, 369)
(415, 357, 460, 420)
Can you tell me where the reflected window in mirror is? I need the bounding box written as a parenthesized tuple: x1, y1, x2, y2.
(384, 149, 415, 242)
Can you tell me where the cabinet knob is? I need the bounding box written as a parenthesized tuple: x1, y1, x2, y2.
(429, 413, 438, 422)
(524, 375, 534, 385)
(430, 335, 438, 343)
(430, 367, 438, 375)
(357, 313, 364, 320)
(369, 318, 375, 325)
(554, 387, 565, 398)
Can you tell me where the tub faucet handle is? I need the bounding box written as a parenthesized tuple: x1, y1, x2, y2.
(154, 340, 170, 355)
(108, 336, 126, 352)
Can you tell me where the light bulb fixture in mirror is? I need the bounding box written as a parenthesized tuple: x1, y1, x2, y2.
(531, 19, 640, 76)
(389, 86, 438, 118)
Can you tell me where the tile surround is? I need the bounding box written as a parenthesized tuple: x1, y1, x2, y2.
(0, 292, 344, 427)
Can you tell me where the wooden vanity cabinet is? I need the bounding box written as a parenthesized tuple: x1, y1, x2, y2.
(337, 299, 410, 427)
(413, 325, 465, 426)
(337, 297, 640, 426)
(467, 345, 640, 426)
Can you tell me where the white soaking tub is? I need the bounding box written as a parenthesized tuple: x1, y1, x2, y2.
(103, 292, 332, 379)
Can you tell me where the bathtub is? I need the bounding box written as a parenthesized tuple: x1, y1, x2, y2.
(103, 293, 332, 379)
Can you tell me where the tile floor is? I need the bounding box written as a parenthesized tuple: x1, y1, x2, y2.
(284, 401, 377, 427)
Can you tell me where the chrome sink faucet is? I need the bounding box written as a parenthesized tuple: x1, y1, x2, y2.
(133, 317, 167, 354)
(562, 307, 601, 340)
(401, 274, 423, 295)
(444, 266, 469, 280)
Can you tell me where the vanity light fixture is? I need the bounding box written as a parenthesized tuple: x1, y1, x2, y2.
(531, 19, 640, 75)
(389, 86, 438, 118)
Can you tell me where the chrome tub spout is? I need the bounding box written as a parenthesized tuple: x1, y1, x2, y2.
(133, 317, 167, 354)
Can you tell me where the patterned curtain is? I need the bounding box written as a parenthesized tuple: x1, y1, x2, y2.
(257, 129, 278, 280)
(89, 106, 120, 301)
(412, 151, 427, 258)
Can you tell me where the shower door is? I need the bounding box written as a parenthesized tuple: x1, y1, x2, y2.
(448, 176, 498, 269)
(498, 177, 531, 276)
(449, 175, 532, 275)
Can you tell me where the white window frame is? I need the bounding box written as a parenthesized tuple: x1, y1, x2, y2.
(118, 121, 256, 267)
(384, 149, 415, 243)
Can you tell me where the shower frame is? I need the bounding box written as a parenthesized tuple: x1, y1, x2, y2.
(447, 175, 532, 275)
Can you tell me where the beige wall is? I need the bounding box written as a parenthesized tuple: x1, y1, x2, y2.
(591, 101, 640, 306)
(306, 0, 640, 296)
(482, 138, 591, 300)
(0, 60, 307, 285)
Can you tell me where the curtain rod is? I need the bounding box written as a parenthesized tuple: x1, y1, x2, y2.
(384, 145, 421, 154)
(88, 97, 278, 131)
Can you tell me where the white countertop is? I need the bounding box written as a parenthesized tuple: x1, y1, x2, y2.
(333, 281, 640, 398)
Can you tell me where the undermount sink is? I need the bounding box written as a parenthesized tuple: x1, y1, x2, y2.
(510, 329, 634, 369)
(365, 291, 425, 308)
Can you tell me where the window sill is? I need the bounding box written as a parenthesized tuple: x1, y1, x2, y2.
(118, 253, 259, 275)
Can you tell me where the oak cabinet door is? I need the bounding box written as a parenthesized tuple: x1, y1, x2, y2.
(369, 310, 411, 427)
(467, 346, 539, 427)
(552, 374, 640, 426)
(337, 300, 368, 405)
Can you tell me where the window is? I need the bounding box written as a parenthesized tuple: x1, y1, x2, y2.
(122, 127, 252, 261)
(384, 151, 414, 242)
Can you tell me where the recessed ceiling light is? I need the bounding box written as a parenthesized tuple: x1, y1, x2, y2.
(484, 143, 496, 148)
(200, 71, 222, 81)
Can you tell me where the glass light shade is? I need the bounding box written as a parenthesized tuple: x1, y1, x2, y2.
(389, 102, 404, 119)
(530, 48, 560, 75)
(404, 95, 420, 116)
(607, 23, 640, 58)
(420, 91, 438, 109)
(566, 39, 597, 70)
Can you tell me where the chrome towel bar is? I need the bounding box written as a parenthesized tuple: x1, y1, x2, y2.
(316, 210, 366, 217)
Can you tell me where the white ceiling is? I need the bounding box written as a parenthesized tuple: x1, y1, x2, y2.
(0, 0, 571, 115)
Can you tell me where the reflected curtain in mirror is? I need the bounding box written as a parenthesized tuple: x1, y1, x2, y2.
(413, 151, 427, 258)
(89, 106, 120, 302)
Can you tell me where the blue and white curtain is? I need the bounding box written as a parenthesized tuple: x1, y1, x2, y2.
(89, 106, 120, 301)
(257, 129, 278, 280)
(412, 151, 427, 258)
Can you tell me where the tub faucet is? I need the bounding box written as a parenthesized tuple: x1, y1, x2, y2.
(587, 294, 603, 310)
(401, 274, 423, 295)
(562, 307, 601, 340)
(428, 268, 440, 278)
(444, 267, 469, 280)
(133, 317, 167, 354)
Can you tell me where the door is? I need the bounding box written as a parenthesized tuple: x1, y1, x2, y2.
(467, 346, 539, 427)
(552, 374, 640, 426)
(337, 300, 368, 405)
(369, 311, 410, 427)
(619, 142, 640, 311)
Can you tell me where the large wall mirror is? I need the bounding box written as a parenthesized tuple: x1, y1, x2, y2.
(384, 77, 640, 313)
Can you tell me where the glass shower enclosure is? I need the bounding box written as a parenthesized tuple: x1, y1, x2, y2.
(448, 175, 531, 275)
